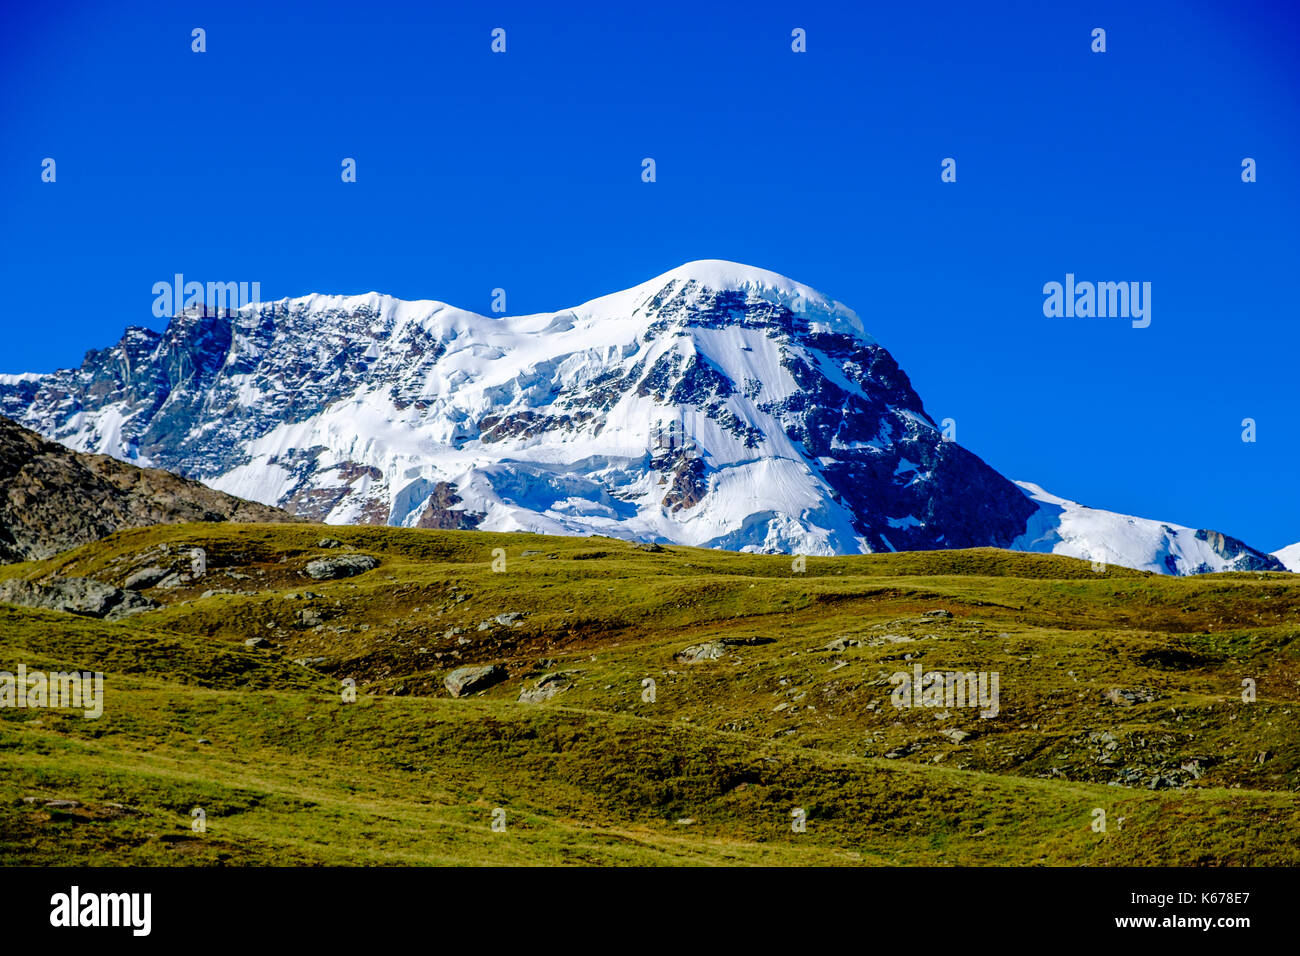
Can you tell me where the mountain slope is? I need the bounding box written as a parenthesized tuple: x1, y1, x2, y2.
(4, 522, 1299, 865)
(1012, 482, 1286, 575)
(1274, 542, 1300, 572)
(0, 261, 1034, 557)
(0, 415, 294, 563)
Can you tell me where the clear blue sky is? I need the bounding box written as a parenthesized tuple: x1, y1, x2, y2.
(2, 0, 1298, 549)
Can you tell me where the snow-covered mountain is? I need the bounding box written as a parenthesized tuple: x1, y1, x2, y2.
(1013, 482, 1284, 575)
(1273, 543, 1300, 573)
(0, 260, 1287, 573)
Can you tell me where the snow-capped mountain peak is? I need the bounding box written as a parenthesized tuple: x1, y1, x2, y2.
(0, 261, 1287, 574)
(584, 259, 872, 341)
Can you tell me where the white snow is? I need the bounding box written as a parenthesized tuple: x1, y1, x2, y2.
(187, 262, 888, 555)
(580, 260, 871, 343)
(1012, 481, 1279, 575)
(1272, 543, 1300, 572)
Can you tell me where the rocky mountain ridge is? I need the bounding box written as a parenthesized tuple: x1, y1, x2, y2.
(0, 415, 294, 563)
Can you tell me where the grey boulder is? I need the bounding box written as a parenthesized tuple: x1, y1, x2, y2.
(123, 565, 169, 590)
(0, 576, 158, 621)
(304, 554, 379, 580)
(518, 672, 576, 703)
(676, 636, 775, 663)
(444, 664, 506, 698)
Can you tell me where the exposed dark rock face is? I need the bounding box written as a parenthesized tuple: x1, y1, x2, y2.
(0, 416, 294, 564)
(416, 482, 484, 530)
(478, 410, 595, 442)
(1189, 529, 1284, 573)
(631, 279, 1037, 550)
(0, 299, 446, 484)
(662, 456, 709, 513)
(280, 456, 385, 523)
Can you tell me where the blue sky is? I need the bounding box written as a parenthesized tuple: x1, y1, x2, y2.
(2, 0, 1298, 549)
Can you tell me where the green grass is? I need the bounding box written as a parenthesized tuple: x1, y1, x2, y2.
(2, 522, 1297, 865)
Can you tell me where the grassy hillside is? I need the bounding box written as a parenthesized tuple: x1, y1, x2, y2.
(2, 523, 1298, 865)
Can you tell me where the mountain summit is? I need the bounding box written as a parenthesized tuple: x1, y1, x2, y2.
(0, 260, 1284, 572)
